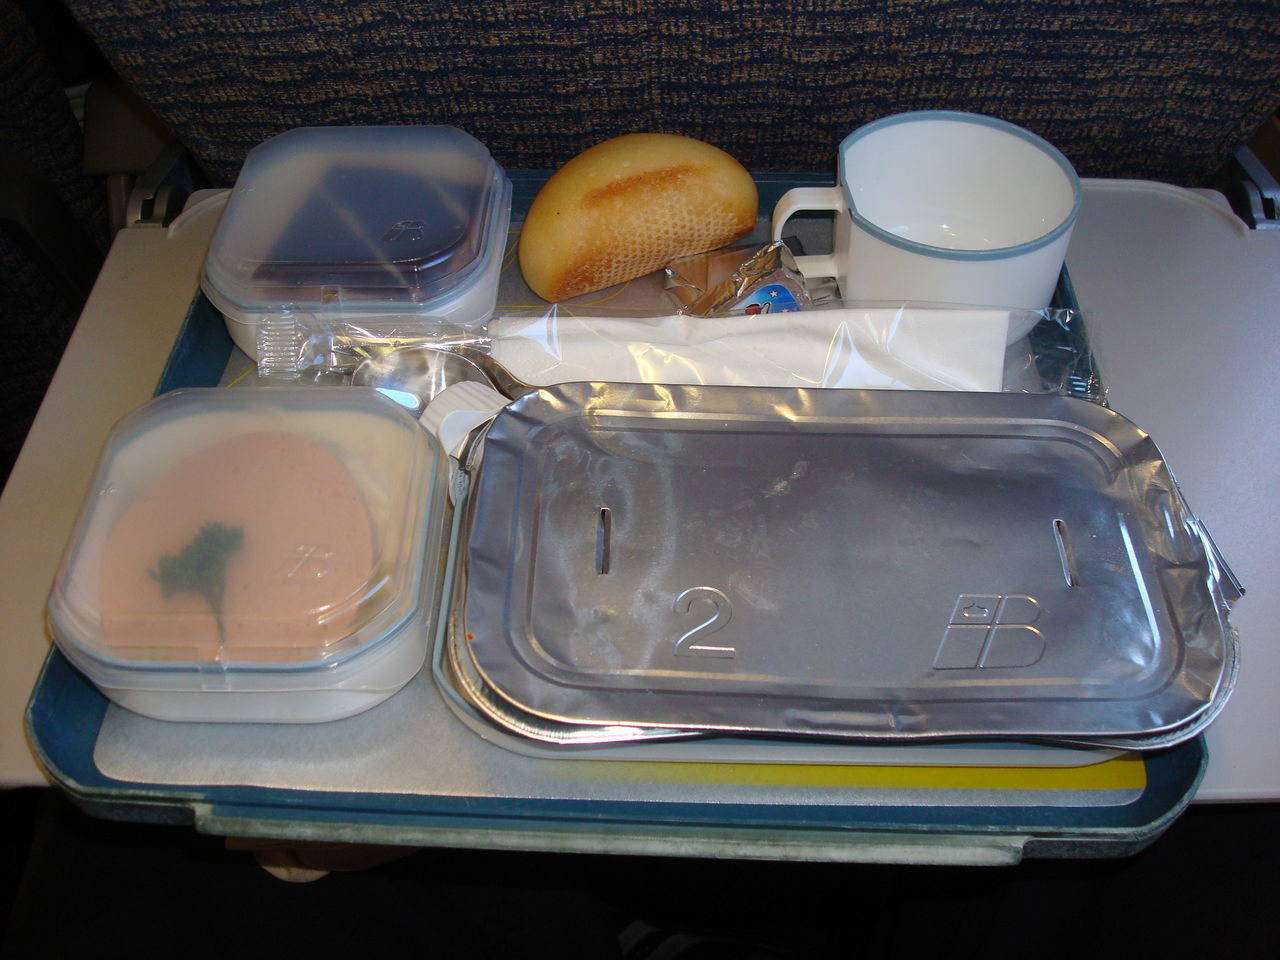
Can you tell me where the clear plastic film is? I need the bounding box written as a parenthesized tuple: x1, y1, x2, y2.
(254, 310, 491, 385)
(487, 302, 1100, 398)
(664, 240, 822, 315)
(253, 235, 1103, 403)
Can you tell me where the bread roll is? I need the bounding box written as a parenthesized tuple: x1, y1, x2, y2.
(518, 133, 757, 301)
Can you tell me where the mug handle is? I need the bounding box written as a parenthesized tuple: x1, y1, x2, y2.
(771, 186, 844, 279)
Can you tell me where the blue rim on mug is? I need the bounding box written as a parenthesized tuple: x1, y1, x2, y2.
(837, 111, 1082, 262)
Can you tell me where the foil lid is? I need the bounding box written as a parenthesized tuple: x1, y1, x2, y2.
(456, 382, 1239, 747)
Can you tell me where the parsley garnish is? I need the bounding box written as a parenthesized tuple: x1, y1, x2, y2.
(148, 522, 244, 644)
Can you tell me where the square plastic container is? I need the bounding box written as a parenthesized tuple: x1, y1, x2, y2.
(201, 126, 513, 359)
(47, 387, 449, 723)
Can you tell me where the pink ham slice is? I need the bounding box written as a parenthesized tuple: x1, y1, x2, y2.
(97, 430, 377, 662)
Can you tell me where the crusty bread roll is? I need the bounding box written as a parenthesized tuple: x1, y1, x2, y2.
(518, 133, 758, 301)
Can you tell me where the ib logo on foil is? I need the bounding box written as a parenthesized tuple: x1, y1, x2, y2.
(933, 594, 1046, 669)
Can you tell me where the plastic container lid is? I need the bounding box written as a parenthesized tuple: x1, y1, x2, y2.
(48, 387, 447, 693)
(202, 125, 509, 319)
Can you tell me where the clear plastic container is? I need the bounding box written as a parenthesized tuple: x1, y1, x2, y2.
(201, 126, 513, 359)
(47, 387, 449, 722)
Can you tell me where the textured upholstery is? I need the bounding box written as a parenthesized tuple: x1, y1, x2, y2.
(0, 0, 108, 487)
(64, 0, 1280, 188)
(1, 4, 107, 247)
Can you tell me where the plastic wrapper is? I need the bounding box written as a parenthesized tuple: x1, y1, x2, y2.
(488, 303, 1101, 398)
(664, 241, 816, 315)
(254, 298, 1101, 403)
(254, 312, 490, 385)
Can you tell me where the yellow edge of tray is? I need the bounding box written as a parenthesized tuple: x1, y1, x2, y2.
(564, 754, 1148, 791)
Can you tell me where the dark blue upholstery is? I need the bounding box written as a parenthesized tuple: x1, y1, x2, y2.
(64, 0, 1280, 187)
(0, 0, 108, 488)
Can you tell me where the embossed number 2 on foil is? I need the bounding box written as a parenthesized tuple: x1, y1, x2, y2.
(673, 586, 736, 658)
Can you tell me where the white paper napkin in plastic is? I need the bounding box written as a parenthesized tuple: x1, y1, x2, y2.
(489, 306, 1012, 392)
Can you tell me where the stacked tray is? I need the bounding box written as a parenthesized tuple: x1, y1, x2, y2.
(440, 383, 1239, 751)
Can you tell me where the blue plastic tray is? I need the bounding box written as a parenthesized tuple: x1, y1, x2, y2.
(24, 174, 1206, 865)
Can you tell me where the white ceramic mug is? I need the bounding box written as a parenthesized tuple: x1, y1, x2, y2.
(772, 111, 1081, 309)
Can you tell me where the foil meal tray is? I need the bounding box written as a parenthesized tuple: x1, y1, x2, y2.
(454, 383, 1238, 746)
(443, 572, 694, 746)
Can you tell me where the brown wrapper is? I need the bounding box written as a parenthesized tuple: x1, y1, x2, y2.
(664, 241, 817, 316)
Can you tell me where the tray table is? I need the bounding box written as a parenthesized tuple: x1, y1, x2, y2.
(24, 174, 1209, 864)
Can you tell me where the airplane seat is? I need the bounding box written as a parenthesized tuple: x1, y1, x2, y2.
(0, 0, 110, 489)
(60, 1, 1280, 188)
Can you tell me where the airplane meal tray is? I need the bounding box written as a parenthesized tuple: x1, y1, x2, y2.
(23, 175, 1218, 863)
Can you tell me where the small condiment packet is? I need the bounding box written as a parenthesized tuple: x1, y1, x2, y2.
(665, 241, 815, 316)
